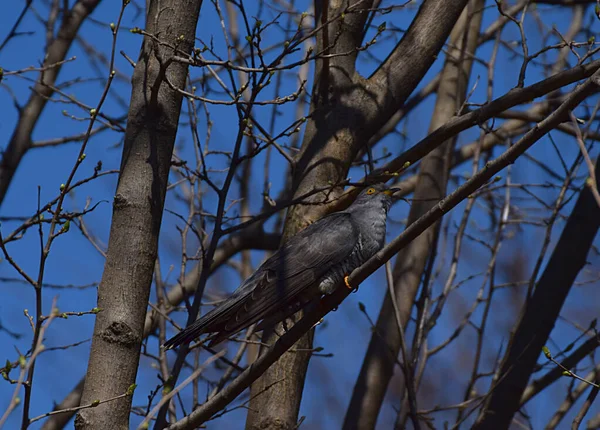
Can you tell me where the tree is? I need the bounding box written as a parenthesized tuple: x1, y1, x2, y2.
(1, 0, 599, 429)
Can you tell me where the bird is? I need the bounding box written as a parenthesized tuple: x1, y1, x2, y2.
(163, 183, 399, 349)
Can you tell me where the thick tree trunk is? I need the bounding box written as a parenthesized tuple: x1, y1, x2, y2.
(75, 1, 202, 428)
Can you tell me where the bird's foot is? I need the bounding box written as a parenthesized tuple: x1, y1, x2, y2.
(344, 275, 352, 290)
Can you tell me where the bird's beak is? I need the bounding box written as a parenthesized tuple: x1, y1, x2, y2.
(383, 187, 401, 197)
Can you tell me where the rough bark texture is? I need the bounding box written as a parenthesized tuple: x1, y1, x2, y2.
(472, 168, 600, 428)
(245, 1, 469, 429)
(344, 2, 484, 427)
(75, 1, 202, 428)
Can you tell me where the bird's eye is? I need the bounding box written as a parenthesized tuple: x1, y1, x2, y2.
(366, 188, 376, 195)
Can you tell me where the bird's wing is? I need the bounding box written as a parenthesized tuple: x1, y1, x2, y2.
(163, 212, 359, 349)
(211, 212, 360, 342)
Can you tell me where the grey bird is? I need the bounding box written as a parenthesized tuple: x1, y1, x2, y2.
(163, 184, 399, 349)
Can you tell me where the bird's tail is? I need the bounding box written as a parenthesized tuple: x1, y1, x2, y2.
(162, 274, 264, 350)
(162, 319, 207, 350)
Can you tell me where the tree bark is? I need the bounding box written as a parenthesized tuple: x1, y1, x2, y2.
(245, 1, 469, 429)
(75, 1, 202, 428)
(344, 2, 484, 427)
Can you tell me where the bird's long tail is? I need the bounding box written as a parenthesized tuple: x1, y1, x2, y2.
(162, 319, 206, 350)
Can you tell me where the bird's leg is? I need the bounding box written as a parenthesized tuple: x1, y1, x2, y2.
(344, 275, 353, 290)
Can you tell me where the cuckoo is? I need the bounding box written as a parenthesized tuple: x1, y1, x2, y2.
(163, 183, 399, 349)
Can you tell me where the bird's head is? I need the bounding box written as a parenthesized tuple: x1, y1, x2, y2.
(352, 183, 401, 211)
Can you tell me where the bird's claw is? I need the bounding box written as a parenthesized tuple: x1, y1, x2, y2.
(344, 275, 352, 290)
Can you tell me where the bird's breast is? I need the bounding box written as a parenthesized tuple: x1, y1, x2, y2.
(365, 214, 387, 249)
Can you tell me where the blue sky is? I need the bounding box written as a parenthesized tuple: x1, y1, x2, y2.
(1, 1, 599, 429)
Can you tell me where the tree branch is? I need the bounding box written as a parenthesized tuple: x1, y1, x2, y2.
(345, 2, 484, 427)
(473, 162, 600, 427)
(0, 0, 102, 207)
